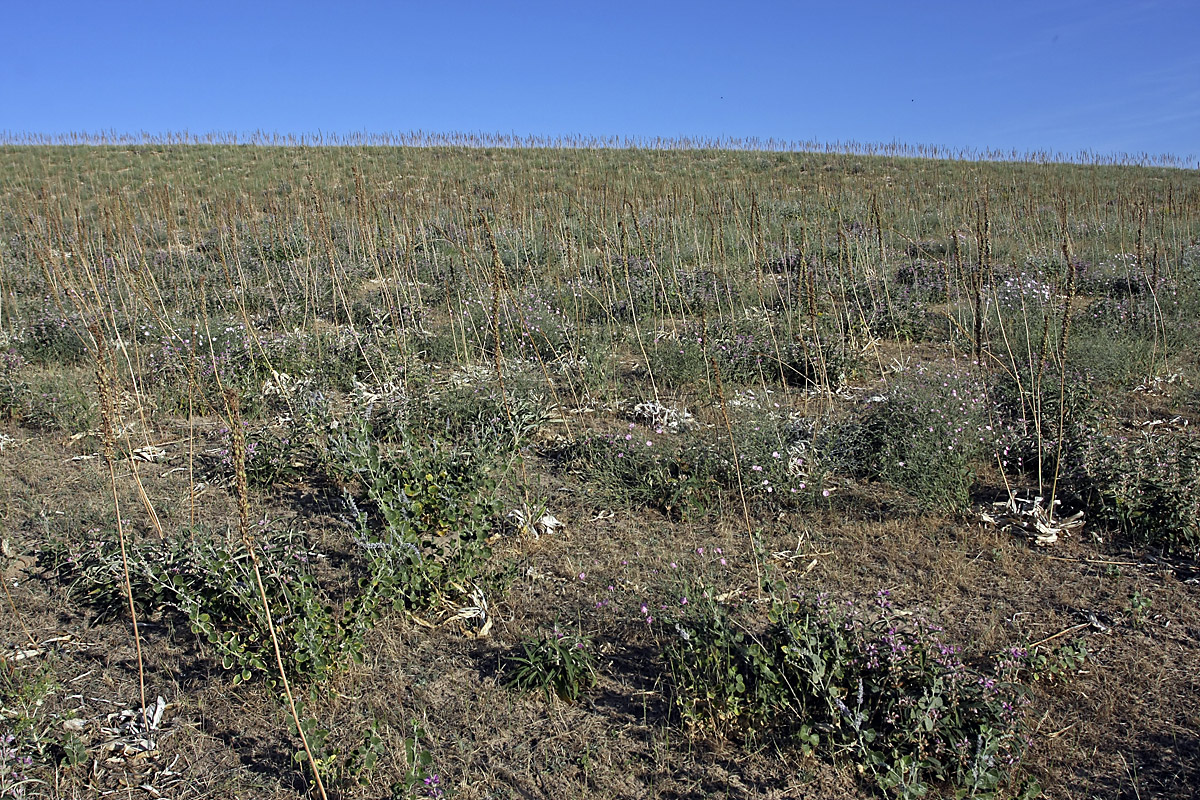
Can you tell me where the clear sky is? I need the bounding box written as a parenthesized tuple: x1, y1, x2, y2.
(2, 0, 1197, 162)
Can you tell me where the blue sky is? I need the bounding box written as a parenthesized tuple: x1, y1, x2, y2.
(2, 0, 1197, 161)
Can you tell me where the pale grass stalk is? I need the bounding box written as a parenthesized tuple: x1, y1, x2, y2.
(225, 390, 329, 800)
(706, 335, 763, 597)
(1048, 209, 1078, 519)
(93, 324, 151, 734)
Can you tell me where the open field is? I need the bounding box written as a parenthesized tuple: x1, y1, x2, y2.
(1, 143, 1199, 799)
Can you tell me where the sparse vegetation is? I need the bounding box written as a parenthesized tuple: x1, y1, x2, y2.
(0, 137, 1198, 799)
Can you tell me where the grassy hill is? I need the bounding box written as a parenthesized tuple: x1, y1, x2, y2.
(1, 144, 1198, 799)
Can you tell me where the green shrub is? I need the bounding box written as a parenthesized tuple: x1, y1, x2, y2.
(0, 349, 29, 421)
(665, 590, 1033, 798)
(990, 368, 1102, 486)
(412, 383, 552, 453)
(20, 307, 89, 365)
(844, 368, 999, 514)
(649, 318, 858, 392)
(333, 423, 499, 614)
(18, 370, 96, 433)
(552, 429, 715, 520)
(1075, 427, 1200, 557)
(44, 528, 358, 684)
(724, 413, 832, 509)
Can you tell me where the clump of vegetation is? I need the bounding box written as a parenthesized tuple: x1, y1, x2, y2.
(332, 420, 501, 614)
(1075, 426, 1200, 557)
(506, 624, 599, 703)
(44, 527, 358, 684)
(666, 589, 1034, 798)
(838, 367, 1001, 513)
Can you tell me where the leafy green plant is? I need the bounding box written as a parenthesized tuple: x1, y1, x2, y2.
(991, 368, 1102, 491)
(390, 720, 438, 799)
(1021, 640, 1088, 685)
(506, 624, 599, 703)
(19, 307, 89, 365)
(45, 528, 360, 684)
(292, 712, 387, 793)
(333, 422, 499, 613)
(843, 368, 1000, 514)
(723, 413, 833, 510)
(0, 733, 37, 799)
(0, 658, 77, 795)
(552, 431, 715, 519)
(665, 589, 1033, 798)
(0, 349, 29, 421)
(12, 369, 95, 433)
(661, 595, 777, 736)
(238, 384, 335, 488)
(1074, 426, 1200, 557)
(412, 382, 552, 454)
(1128, 592, 1153, 629)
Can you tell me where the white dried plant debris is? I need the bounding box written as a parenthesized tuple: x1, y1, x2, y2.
(652, 326, 682, 343)
(782, 417, 819, 479)
(98, 695, 169, 758)
(130, 444, 167, 463)
(800, 383, 856, 400)
(445, 582, 492, 638)
(729, 388, 774, 409)
(630, 399, 696, 430)
(507, 507, 563, 538)
(552, 353, 588, 373)
(741, 305, 777, 326)
(261, 370, 312, 400)
(537, 511, 563, 535)
(351, 377, 409, 422)
(114, 388, 151, 422)
(0, 432, 17, 451)
(786, 441, 811, 479)
(73, 419, 140, 442)
(1133, 372, 1185, 395)
(351, 377, 406, 406)
(980, 495, 1085, 546)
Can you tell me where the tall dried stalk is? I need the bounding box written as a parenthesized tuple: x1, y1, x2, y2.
(1048, 205, 1078, 517)
(224, 390, 329, 800)
(706, 332, 763, 596)
(92, 323, 150, 733)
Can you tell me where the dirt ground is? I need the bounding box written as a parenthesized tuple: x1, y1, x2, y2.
(3, 422, 1198, 800)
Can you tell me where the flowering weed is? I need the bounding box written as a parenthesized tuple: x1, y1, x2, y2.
(665, 589, 1034, 798)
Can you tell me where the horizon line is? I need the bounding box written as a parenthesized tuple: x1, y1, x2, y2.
(1, 129, 1195, 170)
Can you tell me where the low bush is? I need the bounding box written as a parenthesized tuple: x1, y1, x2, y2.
(665, 589, 1033, 798)
(551, 428, 716, 520)
(842, 368, 1001, 514)
(332, 423, 500, 614)
(1075, 426, 1200, 557)
(990, 368, 1102, 485)
(45, 528, 357, 684)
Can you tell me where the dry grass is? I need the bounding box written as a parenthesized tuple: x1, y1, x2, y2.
(1, 142, 1199, 799)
